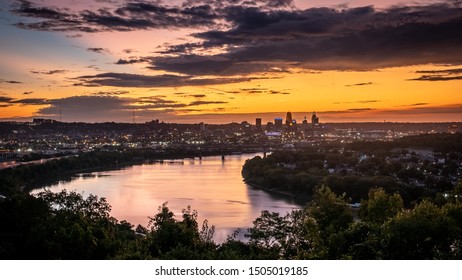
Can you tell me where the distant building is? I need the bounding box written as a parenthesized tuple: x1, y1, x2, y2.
(274, 118, 283, 130)
(199, 122, 206, 132)
(311, 112, 319, 127)
(285, 112, 293, 128)
(241, 121, 251, 130)
(286, 112, 297, 133)
(302, 116, 309, 134)
(33, 118, 56, 124)
(0, 150, 15, 159)
(255, 118, 262, 130)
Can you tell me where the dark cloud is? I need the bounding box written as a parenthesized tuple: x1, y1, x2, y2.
(407, 103, 430, 106)
(90, 90, 130, 96)
(10, 0, 462, 77)
(78, 2, 220, 32)
(189, 100, 227, 106)
(183, 0, 294, 7)
(12, 0, 69, 20)
(269, 90, 289, 95)
(87, 48, 107, 54)
(87, 65, 101, 70)
(11, 0, 94, 33)
(137, 96, 180, 105)
(75, 72, 254, 87)
(149, 55, 279, 76)
(190, 94, 206, 98)
(347, 108, 373, 112)
(151, 3, 462, 75)
(0, 96, 50, 106)
(30, 69, 67, 75)
(415, 68, 462, 74)
(410, 75, 462, 81)
(333, 100, 380, 104)
(115, 57, 150, 65)
(345, 82, 374, 87)
(14, 21, 99, 33)
(2, 80, 22, 84)
(0, 96, 14, 103)
(239, 87, 267, 94)
(157, 42, 204, 55)
(238, 87, 290, 94)
(358, 100, 379, 103)
(410, 67, 462, 81)
(23, 91, 33, 95)
(35, 95, 224, 122)
(11, 0, 223, 33)
(11, 98, 50, 105)
(38, 96, 130, 120)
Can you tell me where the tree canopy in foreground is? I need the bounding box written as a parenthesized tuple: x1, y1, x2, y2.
(1, 185, 461, 259)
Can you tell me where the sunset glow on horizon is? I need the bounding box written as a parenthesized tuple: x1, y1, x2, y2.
(1, 0, 461, 124)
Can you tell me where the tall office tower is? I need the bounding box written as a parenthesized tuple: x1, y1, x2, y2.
(274, 118, 283, 130)
(256, 118, 262, 130)
(312, 112, 319, 127)
(302, 116, 309, 135)
(285, 112, 293, 128)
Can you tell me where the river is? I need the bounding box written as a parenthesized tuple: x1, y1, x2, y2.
(33, 153, 302, 242)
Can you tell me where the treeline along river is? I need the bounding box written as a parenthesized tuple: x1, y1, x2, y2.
(32, 154, 301, 242)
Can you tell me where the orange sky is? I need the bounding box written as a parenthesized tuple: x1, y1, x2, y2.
(0, 0, 461, 123)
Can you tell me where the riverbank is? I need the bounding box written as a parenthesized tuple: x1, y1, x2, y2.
(244, 180, 308, 206)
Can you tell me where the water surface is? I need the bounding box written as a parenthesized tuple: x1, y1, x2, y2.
(34, 154, 301, 242)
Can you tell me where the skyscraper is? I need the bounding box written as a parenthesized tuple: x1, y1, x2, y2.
(285, 112, 293, 128)
(256, 118, 262, 130)
(311, 112, 319, 127)
(274, 118, 283, 130)
(285, 112, 297, 133)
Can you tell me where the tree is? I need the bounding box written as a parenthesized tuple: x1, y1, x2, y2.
(382, 200, 456, 259)
(0, 190, 133, 259)
(305, 185, 354, 259)
(0, 194, 50, 259)
(327, 221, 381, 259)
(307, 185, 353, 236)
(359, 188, 403, 224)
(146, 203, 216, 259)
(246, 209, 326, 259)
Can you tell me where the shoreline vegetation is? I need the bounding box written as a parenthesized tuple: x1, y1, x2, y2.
(244, 181, 306, 206)
(1, 133, 462, 259)
(242, 133, 462, 205)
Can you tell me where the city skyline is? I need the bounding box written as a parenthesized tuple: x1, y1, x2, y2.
(1, 0, 462, 123)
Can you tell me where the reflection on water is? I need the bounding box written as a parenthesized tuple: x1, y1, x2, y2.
(33, 154, 301, 242)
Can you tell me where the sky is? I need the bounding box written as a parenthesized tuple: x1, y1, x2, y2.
(0, 0, 461, 124)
